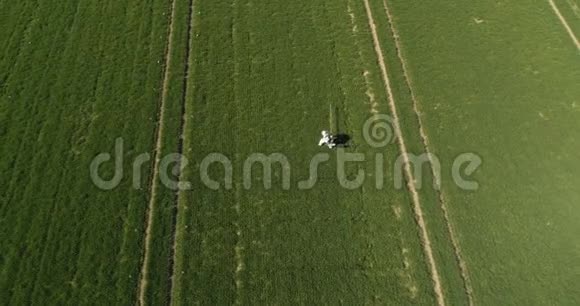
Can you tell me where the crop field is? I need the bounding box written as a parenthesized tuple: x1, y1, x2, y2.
(0, 0, 579, 305)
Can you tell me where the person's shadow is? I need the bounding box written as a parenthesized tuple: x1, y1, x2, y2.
(333, 133, 351, 147)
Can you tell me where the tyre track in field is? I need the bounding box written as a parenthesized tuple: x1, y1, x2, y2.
(137, 0, 179, 303)
(231, 0, 245, 303)
(168, 0, 195, 303)
(346, 0, 421, 298)
(361, 1, 446, 305)
(380, 0, 475, 304)
(548, 0, 580, 49)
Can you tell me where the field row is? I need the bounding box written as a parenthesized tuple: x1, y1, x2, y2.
(169, 0, 465, 304)
(0, 0, 171, 303)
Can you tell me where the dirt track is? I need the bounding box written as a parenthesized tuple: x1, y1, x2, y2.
(167, 0, 196, 304)
(137, 0, 180, 303)
(361, 0, 446, 305)
(380, 0, 475, 304)
(549, 0, 580, 49)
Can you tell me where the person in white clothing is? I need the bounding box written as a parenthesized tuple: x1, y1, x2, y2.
(318, 130, 336, 148)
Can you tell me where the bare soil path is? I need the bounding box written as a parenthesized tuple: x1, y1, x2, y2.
(549, 0, 580, 49)
(137, 0, 180, 303)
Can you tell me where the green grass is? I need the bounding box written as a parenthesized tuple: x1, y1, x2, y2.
(171, 0, 446, 304)
(553, 0, 580, 38)
(0, 0, 171, 303)
(387, 0, 580, 303)
(1, 0, 579, 304)
(360, 0, 471, 303)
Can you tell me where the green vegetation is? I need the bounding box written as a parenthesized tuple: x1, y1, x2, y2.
(387, 0, 580, 303)
(171, 0, 454, 304)
(1, 0, 579, 305)
(136, 0, 193, 303)
(553, 0, 580, 37)
(0, 0, 171, 303)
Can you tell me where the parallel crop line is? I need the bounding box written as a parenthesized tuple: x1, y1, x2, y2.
(0, 0, 40, 89)
(64, 2, 117, 302)
(231, 0, 245, 304)
(548, 0, 580, 50)
(361, 1, 446, 305)
(380, 0, 475, 304)
(29, 0, 87, 298)
(0, 0, 56, 215)
(168, 0, 196, 303)
(137, 0, 179, 303)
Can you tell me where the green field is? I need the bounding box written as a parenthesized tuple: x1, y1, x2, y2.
(1, 0, 579, 305)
